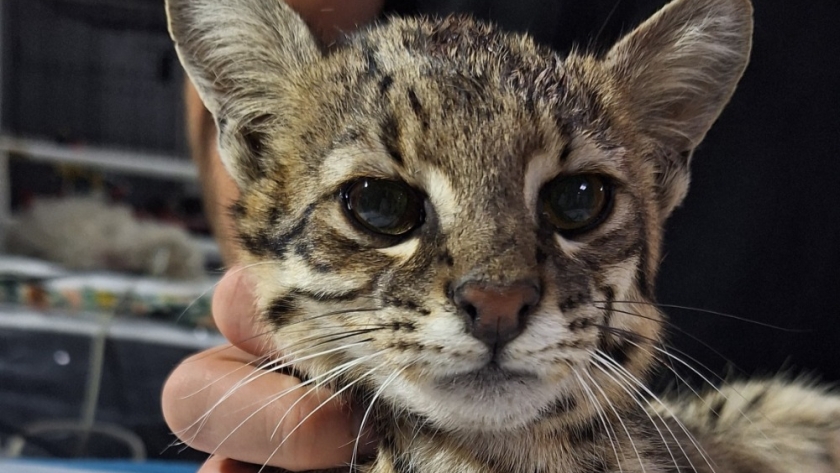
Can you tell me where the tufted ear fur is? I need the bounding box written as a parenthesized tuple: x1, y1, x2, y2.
(605, 0, 753, 213)
(166, 0, 322, 187)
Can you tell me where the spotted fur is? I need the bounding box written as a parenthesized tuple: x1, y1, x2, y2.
(167, 0, 840, 471)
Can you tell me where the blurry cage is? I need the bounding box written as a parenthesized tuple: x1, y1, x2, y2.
(1, 0, 186, 154)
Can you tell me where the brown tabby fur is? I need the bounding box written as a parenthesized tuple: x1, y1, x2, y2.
(167, 0, 840, 471)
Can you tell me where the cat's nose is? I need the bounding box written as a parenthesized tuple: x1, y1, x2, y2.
(453, 280, 541, 350)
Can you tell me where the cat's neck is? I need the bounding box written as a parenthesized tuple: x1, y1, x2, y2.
(368, 407, 661, 473)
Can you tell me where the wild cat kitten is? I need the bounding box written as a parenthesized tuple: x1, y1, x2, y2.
(166, 0, 840, 471)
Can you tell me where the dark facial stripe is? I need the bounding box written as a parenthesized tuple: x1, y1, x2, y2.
(239, 232, 273, 257)
(559, 291, 591, 312)
(559, 144, 572, 163)
(383, 297, 430, 316)
(709, 395, 727, 419)
(745, 389, 767, 411)
(230, 201, 246, 219)
(267, 204, 315, 257)
(582, 232, 643, 270)
(601, 286, 615, 325)
(601, 338, 634, 366)
(293, 242, 333, 273)
(597, 285, 635, 366)
(406, 88, 429, 131)
(291, 287, 367, 303)
(381, 115, 404, 165)
(238, 204, 315, 259)
(266, 295, 296, 326)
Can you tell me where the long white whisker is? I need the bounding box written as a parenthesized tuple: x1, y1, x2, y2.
(579, 368, 648, 473)
(209, 351, 386, 457)
(649, 343, 775, 445)
(590, 354, 688, 473)
(593, 351, 717, 473)
(258, 361, 390, 473)
(176, 340, 372, 442)
(267, 355, 387, 441)
(571, 368, 624, 472)
(351, 365, 410, 470)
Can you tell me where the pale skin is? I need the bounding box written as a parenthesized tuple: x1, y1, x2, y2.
(161, 1, 384, 471)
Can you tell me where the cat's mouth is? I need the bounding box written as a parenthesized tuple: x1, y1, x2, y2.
(392, 361, 566, 431)
(433, 362, 539, 392)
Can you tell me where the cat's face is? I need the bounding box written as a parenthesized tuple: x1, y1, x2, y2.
(168, 0, 752, 432)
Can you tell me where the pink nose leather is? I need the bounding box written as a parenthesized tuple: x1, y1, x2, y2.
(453, 281, 541, 350)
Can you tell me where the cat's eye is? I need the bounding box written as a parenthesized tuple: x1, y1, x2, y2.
(541, 174, 613, 236)
(343, 178, 425, 237)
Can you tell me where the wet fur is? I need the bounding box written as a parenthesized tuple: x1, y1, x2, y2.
(167, 0, 840, 471)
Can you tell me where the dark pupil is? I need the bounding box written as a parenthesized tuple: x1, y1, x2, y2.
(351, 180, 415, 234)
(548, 176, 602, 225)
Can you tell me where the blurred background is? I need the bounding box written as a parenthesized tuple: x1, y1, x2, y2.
(0, 0, 837, 471)
(0, 0, 220, 469)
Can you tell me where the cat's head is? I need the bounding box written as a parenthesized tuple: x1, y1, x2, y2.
(168, 0, 752, 432)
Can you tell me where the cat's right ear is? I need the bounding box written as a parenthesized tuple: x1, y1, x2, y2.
(166, 0, 321, 187)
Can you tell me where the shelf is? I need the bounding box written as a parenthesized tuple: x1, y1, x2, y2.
(0, 135, 197, 181)
(0, 305, 224, 349)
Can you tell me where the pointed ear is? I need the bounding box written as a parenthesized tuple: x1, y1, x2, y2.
(605, 0, 753, 212)
(166, 0, 321, 186)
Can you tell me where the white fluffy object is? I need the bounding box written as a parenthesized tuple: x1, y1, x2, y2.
(5, 197, 206, 280)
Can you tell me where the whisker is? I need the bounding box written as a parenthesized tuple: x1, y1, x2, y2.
(259, 361, 391, 473)
(590, 354, 692, 473)
(175, 338, 375, 440)
(594, 299, 809, 332)
(179, 307, 385, 366)
(647, 344, 777, 445)
(592, 0, 622, 48)
(593, 352, 717, 473)
(176, 260, 293, 325)
(209, 351, 386, 457)
(351, 364, 410, 470)
(578, 368, 648, 473)
(571, 367, 625, 472)
(594, 305, 747, 377)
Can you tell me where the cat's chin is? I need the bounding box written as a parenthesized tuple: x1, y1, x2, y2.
(384, 364, 571, 432)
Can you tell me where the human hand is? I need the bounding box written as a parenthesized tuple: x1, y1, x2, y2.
(162, 268, 376, 472)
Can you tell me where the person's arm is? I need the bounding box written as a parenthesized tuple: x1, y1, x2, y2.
(185, 82, 241, 265)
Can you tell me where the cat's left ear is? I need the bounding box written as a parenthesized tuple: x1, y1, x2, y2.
(166, 0, 322, 187)
(605, 0, 753, 213)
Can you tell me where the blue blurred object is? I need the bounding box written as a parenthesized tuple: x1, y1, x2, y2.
(0, 459, 198, 473)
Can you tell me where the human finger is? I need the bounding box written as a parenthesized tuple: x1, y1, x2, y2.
(211, 266, 272, 357)
(162, 344, 374, 471)
(197, 456, 259, 473)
